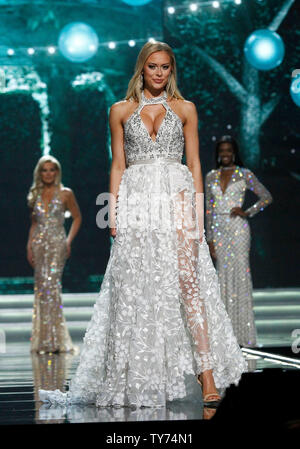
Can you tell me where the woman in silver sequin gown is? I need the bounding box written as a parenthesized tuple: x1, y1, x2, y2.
(27, 155, 82, 353)
(39, 42, 247, 409)
(205, 136, 273, 347)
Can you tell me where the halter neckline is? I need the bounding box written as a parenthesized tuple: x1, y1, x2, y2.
(141, 90, 167, 105)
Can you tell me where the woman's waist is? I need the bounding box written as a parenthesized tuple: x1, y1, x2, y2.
(34, 222, 65, 233)
(126, 156, 182, 167)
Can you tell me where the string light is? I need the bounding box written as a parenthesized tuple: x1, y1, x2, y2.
(166, 0, 242, 14)
(47, 46, 56, 54)
(189, 3, 198, 11)
(167, 6, 175, 14)
(1, 36, 162, 58)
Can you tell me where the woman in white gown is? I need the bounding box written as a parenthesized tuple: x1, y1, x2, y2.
(39, 42, 247, 409)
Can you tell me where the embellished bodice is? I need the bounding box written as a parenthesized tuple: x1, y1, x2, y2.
(205, 166, 273, 240)
(123, 91, 184, 166)
(33, 189, 65, 230)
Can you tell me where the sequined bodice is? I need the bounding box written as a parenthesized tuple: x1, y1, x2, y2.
(34, 189, 65, 230)
(123, 91, 184, 165)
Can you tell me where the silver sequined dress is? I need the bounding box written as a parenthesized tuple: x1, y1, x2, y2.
(39, 91, 247, 408)
(205, 167, 273, 347)
(31, 188, 74, 353)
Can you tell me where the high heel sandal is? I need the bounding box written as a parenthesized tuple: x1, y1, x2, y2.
(197, 374, 222, 405)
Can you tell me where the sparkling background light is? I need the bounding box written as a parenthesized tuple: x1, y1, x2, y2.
(58, 22, 99, 63)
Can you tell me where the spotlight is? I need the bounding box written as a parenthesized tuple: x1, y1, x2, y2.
(128, 40, 136, 47)
(27, 48, 35, 55)
(234, 0, 242, 4)
(212, 1, 220, 8)
(167, 6, 175, 14)
(189, 3, 198, 11)
(7, 49, 14, 56)
(148, 37, 156, 43)
(108, 42, 116, 49)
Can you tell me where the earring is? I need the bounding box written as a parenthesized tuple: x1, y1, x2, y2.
(139, 73, 143, 90)
(218, 156, 221, 164)
(232, 154, 235, 163)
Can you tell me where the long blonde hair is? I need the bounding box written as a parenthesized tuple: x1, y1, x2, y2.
(27, 155, 63, 209)
(126, 41, 184, 103)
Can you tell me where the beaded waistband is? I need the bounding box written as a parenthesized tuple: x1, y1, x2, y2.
(127, 157, 182, 167)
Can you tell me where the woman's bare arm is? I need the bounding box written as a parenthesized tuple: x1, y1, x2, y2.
(26, 212, 37, 267)
(109, 102, 127, 237)
(64, 188, 82, 257)
(182, 101, 204, 239)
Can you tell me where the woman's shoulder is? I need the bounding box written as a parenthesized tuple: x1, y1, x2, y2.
(170, 98, 196, 113)
(239, 166, 252, 176)
(110, 99, 137, 122)
(169, 98, 197, 124)
(205, 169, 218, 179)
(60, 187, 73, 198)
(110, 99, 136, 113)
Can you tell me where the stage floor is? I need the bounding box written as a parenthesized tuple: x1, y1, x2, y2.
(0, 339, 299, 427)
(1, 289, 300, 441)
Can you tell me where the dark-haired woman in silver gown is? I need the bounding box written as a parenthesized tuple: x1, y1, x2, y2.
(205, 136, 273, 348)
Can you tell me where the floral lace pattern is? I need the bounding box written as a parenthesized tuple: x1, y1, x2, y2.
(39, 93, 247, 408)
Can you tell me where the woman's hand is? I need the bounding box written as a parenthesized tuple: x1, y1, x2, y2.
(27, 245, 34, 267)
(110, 228, 117, 238)
(208, 241, 216, 260)
(230, 207, 248, 218)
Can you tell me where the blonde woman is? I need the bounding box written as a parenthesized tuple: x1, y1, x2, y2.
(27, 155, 81, 353)
(39, 42, 247, 409)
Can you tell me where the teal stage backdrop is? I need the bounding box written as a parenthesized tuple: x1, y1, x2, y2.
(0, 0, 299, 292)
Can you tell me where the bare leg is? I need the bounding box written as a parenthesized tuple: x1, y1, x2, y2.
(175, 190, 220, 400)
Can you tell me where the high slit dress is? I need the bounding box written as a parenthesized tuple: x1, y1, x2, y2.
(39, 91, 247, 408)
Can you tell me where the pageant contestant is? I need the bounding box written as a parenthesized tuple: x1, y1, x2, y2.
(27, 155, 81, 353)
(205, 136, 273, 347)
(40, 42, 247, 408)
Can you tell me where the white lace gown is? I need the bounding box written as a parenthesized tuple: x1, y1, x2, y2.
(39, 91, 247, 408)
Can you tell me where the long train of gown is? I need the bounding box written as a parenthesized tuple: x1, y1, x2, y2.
(39, 91, 247, 408)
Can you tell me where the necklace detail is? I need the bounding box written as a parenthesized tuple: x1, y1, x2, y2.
(220, 165, 236, 171)
(141, 90, 167, 105)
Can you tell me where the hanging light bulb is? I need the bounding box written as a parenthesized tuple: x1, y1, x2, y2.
(189, 3, 198, 11)
(47, 46, 56, 54)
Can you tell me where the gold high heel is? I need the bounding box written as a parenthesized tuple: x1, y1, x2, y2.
(197, 374, 222, 405)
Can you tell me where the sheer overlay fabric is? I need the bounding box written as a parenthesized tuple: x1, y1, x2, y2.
(39, 91, 247, 408)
